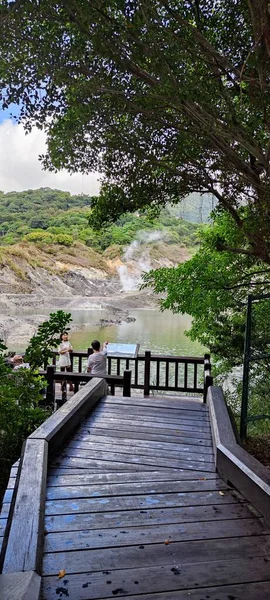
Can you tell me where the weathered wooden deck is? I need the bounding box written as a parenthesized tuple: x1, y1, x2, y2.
(39, 394, 270, 599)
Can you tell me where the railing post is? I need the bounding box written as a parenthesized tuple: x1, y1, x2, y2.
(70, 351, 74, 371)
(61, 378, 67, 405)
(144, 351, 151, 396)
(86, 347, 93, 376)
(203, 374, 213, 403)
(123, 370, 131, 397)
(46, 365, 55, 408)
(203, 354, 212, 403)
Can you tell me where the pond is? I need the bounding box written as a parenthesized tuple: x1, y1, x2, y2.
(4, 306, 206, 356)
(58, 309, 205, 356)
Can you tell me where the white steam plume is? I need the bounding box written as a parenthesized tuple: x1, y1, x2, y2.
(118, 230, 165, 292)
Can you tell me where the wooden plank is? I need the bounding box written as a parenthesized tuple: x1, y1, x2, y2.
(92, 405, 210, 423)
(77, 427, 213, 447)
(65, 440, 214, 462)
(99, 396, 207, 410)
(218, 442, 270, 525)
(208, 386, 235, 460)
(50, 457, 164, 471)
(42, 534, 270, 575)
(0, 571, 41, 600)
(84, 415, 211, 435)
(208, 386, 270, 523)
(29, 378, 108, 457)
(99, 396, 207, 411)
(93, 403, 210, 421)
(51, 454, 216, 472)
(72, 432, 214, 454)
(46, 479, 228, 501)
(41, 579, 270, 600)
(0, 463, 19, 522)
(45, 489, 243, 516)
(0, 466, 18, 520)
(85, 415, 211, 435)
(59, 444, 214, 464)
(47, 470, 218, 487)
(48, 467, 183, 477)
(9, 466, 19, 478)
(1, 490, 13, 504)
(81, 423, 212, 440)
(44, 501, 260, 533)
(0, 519, 7, 536)
(2, 439, 48, 574)
(43, 536, 270, 576)
(44, 517, 267, 553)
(42, 554, 270, 589)
(56, 444, 214, 469)
(87, 412, 211, 429)
(6, 477, 16, 490)
(0, 504, 11, 519)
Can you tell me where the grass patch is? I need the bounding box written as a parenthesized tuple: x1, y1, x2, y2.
(3, 256, 28, 279)
(103, 244, 123, 260)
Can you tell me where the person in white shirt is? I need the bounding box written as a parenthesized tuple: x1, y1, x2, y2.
(13, 355, 30, 370)
(58, 332, 74, 391)
(87, 340, 109, 376)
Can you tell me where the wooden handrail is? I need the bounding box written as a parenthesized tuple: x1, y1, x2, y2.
(207, 386, 270, 524)
(0, 378, 108, 599)
(45, 351, 207, 397)
(40, 367, 131, 406)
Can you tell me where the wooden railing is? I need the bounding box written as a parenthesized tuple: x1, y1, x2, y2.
(45, 350, 210, 399)
(203, 353, 213, 403)
(40, 367, 131, 407)
(0, 379, 108, 598)
(207, 385, 270, 524)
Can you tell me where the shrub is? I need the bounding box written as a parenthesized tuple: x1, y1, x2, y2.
(0, 310, 73, 500)
(24, 230, 54, 244)
(25, 310, 72, 370)
(55, 233, 73, 246)
(0, 344, 50, 502)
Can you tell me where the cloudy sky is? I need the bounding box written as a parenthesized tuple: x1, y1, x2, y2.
(0, 108, 100, 195)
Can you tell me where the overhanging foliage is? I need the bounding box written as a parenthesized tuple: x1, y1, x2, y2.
(0, 1, 270, 261)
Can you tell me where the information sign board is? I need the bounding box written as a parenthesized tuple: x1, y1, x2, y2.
(106, 343, 140, 358)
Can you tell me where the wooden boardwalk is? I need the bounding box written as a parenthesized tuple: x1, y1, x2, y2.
(40, 394, 270, 599)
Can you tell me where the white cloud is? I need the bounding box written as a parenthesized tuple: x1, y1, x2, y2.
(0, 120, 100, 195)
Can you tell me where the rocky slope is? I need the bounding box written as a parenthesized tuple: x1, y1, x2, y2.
(0, 239, 189, 348)
(0, 239, 189, 297)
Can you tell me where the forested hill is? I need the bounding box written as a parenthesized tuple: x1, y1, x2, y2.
(0, 187, 205, 296)
(0, 187, 205, 250)
(0, 188, 92, 245)
(0, 187, 213, 246)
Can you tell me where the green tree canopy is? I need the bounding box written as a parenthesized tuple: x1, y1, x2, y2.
(143, 210, 270, 368)
(1, 1, 270, 262)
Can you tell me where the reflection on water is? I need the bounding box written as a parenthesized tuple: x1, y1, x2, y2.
(69, 309, 206, 356)
(7, 307, 206, 356)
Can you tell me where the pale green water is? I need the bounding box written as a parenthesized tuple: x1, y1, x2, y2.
(8, 307, 206, 356)
(65, 309, 205, 356)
